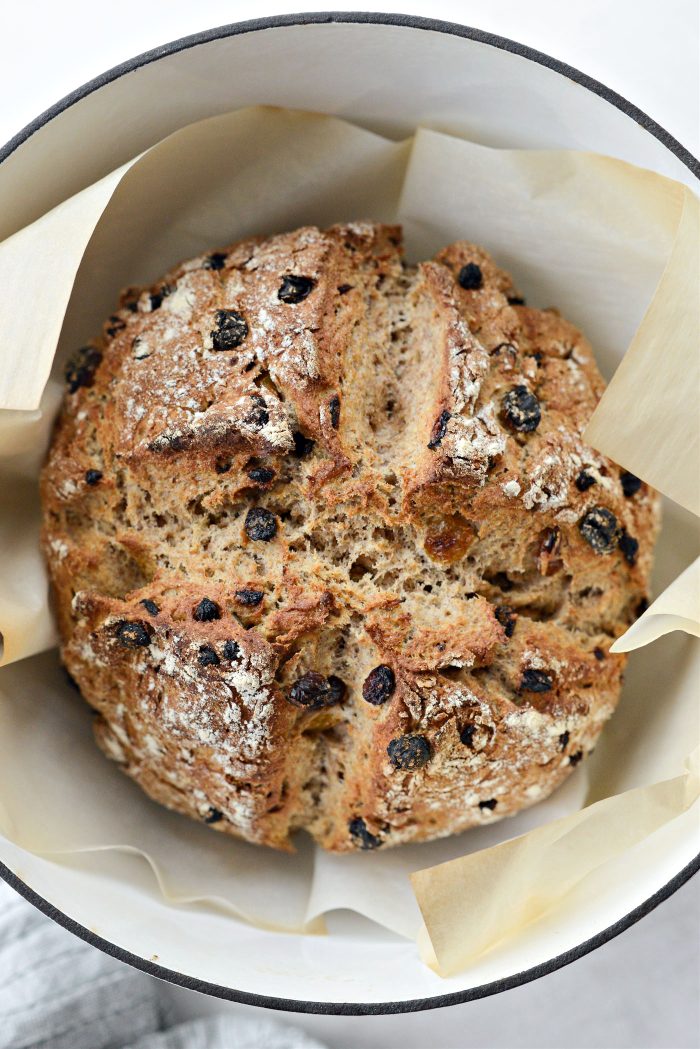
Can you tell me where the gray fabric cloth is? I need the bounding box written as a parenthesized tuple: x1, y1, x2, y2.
(0, 881, 326, 1049)
(125, 1016, 327, 1049)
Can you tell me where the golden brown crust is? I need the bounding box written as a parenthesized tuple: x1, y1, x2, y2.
(41, 223, 659, 852)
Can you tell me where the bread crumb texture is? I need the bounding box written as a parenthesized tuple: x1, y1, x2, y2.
(41, 223, 659, 851)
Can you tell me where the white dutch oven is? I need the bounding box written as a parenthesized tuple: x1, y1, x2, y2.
(0, 13, 697, 1015)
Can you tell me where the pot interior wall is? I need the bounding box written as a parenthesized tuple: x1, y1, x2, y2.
(0, 19, 696, 242)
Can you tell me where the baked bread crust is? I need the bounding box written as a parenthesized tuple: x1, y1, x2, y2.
(41, 223, 659, 852)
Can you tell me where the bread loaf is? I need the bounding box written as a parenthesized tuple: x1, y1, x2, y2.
(40, 222, 658, 851)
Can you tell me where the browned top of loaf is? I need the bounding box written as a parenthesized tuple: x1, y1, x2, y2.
(41, 222, 658, 851)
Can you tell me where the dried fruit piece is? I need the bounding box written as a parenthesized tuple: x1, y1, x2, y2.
(541, 527, 560, 553)
(494, 605, 517, 638)
(457, 262, 483, 289)
(106, 315, 125, 338)
(478, 798, 498, 810)
(428, 410, 451, 449)
(85, 469, 103, 486)
(502, 385, 541, 432)
(537, 526, 563, 575)
(579, 507, 619, 554)
(244, 393, 270, 429)
(362, 665, 395, 705)
(204, 252, 227, 270)
(204, 807, 223, 823)
(424, 514, 473, 564)
(140, 599, 160, 616)
(349, 817, 382, 849)
(149, 285, 173, 310)
(223, 639, 240, 661)
(64, 346, 103, 393)
(328, 395, 341, 429)
(278, 275, 315, 303)
(244, 507, 277, 542)
(211, 309, 248, 350)
(292, 431, 315, 458)
(521, 668, 553, 692)
(115, 621, 151, 648)
(387, 734, 431, 770)
(575, 470, 596, 492)
(235, 589, 264, 607)
(620, 471, 642, 497)
(193, 597, 221, 622)
(198, 645, 220, 667)
(618, 529, 639, 566)
(247, 466, 275, 484)
(287, 671, 347, 710)
(459, 723, 476, 747)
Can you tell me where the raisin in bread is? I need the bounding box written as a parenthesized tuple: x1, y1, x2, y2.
(40, 222, 659, 852)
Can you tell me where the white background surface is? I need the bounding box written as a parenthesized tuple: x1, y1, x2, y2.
(1, 2, 698, 1046)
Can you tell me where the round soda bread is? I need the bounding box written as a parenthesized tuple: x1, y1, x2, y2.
(41, 222, 659, 852)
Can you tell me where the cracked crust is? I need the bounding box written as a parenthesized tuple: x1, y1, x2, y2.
(40, 222, 659, 852)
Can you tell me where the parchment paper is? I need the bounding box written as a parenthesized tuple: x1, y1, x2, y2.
(611, 556, 700, 652)
(414, 749, 700, 976)
(0, 108, 698, 965)
(585, 183, 700, 516)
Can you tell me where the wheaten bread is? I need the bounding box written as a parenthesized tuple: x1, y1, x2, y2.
(40, 223, 659, 851)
